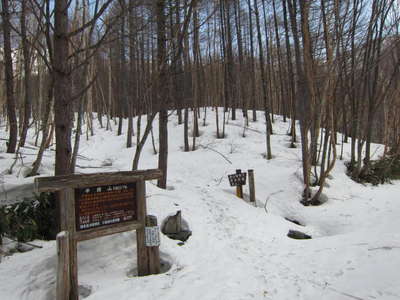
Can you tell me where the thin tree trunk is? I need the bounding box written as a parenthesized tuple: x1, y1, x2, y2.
(282, 0, 297, 145)
(29, 79, 54, 176)
(156, 0, 168, 189)
(253, 0, 272, 159)
(1, 0, 18, 153)
(54, 0, 73, 176)
(19, 0, 32, 148)
(247, 0, 257, 121)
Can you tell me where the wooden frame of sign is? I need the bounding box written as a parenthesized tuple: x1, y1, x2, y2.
(34, 169, 162, 300)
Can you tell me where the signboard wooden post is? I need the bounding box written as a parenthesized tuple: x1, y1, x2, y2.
(228, 169, 247, 199)
(35, 169, 162, 300)
(248, 169, 256, 204)
(145, 215, 161, 274)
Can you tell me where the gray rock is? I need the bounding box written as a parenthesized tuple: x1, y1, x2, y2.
(16, 243, 34, 253)
(161, 211, 192, 242)
(166, 231, 192, 242)
(79, 285, 92, 298)
(287, 230, 312, 240)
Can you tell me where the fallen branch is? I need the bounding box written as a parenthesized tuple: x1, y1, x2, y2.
(76, 164, 111, 169)
(308, 279, 367, 300)
(4, 235, 43, 249)
(198, 145, 232, 164)
(228, 122, 264, 134)
(20, 145, 39, 151)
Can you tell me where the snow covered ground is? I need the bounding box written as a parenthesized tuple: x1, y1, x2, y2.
(1, 110, 400, 300)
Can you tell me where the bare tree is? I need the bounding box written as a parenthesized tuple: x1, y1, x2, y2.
(1, 0, 18, 153)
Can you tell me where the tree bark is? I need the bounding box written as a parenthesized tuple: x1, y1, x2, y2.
(19, 0, 32, 148)
(1, 0, 18, 153)
(156, 0, 168, 189)
(54, 0, 73, 176)
(253, 0, 272, 160)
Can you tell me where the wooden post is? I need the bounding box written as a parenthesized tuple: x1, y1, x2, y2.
(146, 215, 161, 275)
(236, 169, 243, 198)
(59, 188, 78, 300)
(236, 185, 243, 198)
(248, 169, 256, 205)
(56, 231, 70, 300)
(136, 179, 150, 276)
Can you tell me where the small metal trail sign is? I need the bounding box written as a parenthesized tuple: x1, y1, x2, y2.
(145, 226, 160, 247)
(228, 169, 247, 198)
(228, 169, 247, 186)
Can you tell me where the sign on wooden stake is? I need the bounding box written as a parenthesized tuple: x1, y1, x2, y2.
(145, 226, 160, 247)
(228, 169, 246, 198)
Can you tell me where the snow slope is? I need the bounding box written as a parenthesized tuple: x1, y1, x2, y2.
(1, 110, 399, 300)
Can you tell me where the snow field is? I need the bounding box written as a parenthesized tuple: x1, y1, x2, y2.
(1, 109, 399, 300)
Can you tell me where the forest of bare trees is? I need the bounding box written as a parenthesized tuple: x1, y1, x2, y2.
(1, 0, 399, 204)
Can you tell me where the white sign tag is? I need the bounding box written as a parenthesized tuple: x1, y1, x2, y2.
(145, 226, 160, 247)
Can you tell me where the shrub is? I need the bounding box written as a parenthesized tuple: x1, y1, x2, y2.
(0, 193, 57, 242)
(346, 154, 400, 185)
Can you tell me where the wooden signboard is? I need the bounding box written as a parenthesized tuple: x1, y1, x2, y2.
(75, 183, 137, 231)
(34, 169, 162, 300)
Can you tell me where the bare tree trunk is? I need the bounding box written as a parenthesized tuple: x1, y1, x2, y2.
(19, 0, 32, 148)
(127, 0, 136, 148)
(29, 79, 54, 176)
(247, 0, 257, 121)
(253, 0, 272, 160)
(282, 0, 297, 145)
(288, 0, 311, 200)
(117, 9, 126, 137)
(225, 0, 236, 121)
(132, 113, 157, 170)
(234, 0, 246, 125)
(272, 0, 286, 122)
(1, 0, 18, 153)
(156, 0, 168, 189)
(184, 107, 189, 150)
(54, 0, 73, 176)
(107, 47, 113, 131)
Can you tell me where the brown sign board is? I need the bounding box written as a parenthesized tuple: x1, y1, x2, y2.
(75, 183, 137, 231)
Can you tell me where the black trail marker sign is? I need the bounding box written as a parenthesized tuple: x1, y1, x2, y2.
(228, 169, 247, 198)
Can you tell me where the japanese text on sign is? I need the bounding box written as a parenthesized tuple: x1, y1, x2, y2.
(145, 226, 160, 247)
(75, 183, 137, 231)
